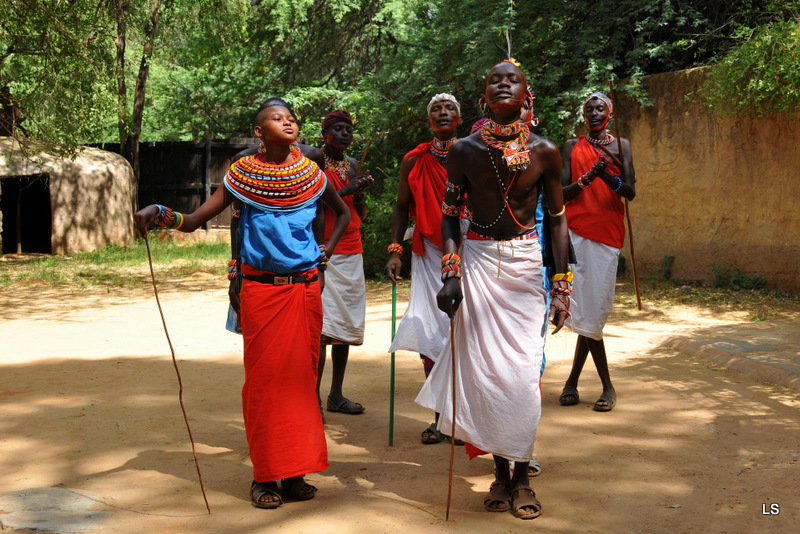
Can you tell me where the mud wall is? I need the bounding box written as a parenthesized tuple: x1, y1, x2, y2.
(616, 68, 800, 290)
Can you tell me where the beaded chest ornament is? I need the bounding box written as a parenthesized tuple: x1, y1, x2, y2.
(480, 122, 531, 172)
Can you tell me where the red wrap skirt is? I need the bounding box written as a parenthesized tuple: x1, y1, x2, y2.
(239, 266, 328, 482)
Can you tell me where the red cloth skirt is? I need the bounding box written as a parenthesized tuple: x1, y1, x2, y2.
(239, 267, 328, 482)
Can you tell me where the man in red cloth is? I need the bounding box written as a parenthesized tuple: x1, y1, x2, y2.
(316, 109, 373, 416)
(384, 93, 464, 445)
(558, 91, 636, 412)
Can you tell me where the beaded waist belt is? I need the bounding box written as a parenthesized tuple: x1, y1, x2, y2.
(242, 273, 318, 285)
(466, 229, 538, 241)
(241, 265, 318, 285)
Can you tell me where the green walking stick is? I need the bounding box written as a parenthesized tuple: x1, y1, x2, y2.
(389, 282, 397, 446)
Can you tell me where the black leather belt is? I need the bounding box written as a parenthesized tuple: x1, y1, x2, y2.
(242, 273, 319, 285)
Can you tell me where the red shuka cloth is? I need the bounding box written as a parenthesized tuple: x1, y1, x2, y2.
(239, 264, 328, 482)
(323, 168, 363, 254)
(565, 136, 626, 249)
(405, 142, 447, 254)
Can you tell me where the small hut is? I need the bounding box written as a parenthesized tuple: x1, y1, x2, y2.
(0, 137, 135, 255)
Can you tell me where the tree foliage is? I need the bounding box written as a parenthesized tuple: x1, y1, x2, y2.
(3, 0, 799, 270)
(0, 0, 115, 151)
(698, 1, 800, 117)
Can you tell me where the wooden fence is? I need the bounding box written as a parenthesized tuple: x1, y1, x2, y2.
(96, 138, 259, 229)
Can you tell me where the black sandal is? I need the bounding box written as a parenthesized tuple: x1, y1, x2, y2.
(421, 422, 445, 444)
(281, 476, 317, 501)
(250, 480, 283, 509)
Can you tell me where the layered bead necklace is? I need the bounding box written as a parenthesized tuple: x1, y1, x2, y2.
(323, 152, 352, 181)
(470, 120, 535, 231)
(586, 132, 615, 146)
(430, 136, 456, 159)
(225, 150, 324, 210)
(480, 121, 531, 172)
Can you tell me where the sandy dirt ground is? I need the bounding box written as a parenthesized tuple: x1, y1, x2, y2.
(1, 277, 798, 534)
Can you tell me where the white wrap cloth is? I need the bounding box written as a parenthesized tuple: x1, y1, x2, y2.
(321, 253, 366, 344)
(565, 231, 620, 341)
(416, 236, 547, 462)
(388, 235, 450, 360)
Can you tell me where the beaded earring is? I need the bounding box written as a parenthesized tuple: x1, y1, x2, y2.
(478, 96, 489, 115)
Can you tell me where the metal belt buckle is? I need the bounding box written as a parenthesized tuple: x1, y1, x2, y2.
(274, 276, 290, 285)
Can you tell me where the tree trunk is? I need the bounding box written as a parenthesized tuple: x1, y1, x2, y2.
(112, 0, 129, 152)
(126, 0, 162, 198)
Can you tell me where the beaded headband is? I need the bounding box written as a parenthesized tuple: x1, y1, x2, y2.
(427, 93, 461, 116)
(583, 92, 613, 114)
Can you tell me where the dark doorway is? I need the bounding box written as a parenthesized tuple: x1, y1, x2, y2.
(1, 174, 52, 254)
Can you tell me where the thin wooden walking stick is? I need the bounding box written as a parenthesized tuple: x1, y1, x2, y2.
(144, 234, 211, 514)
(608, 80, 642, 310)
(388, 282, 397, 446)
(355, 139, 373, 176)
(445, 313, 457, 521)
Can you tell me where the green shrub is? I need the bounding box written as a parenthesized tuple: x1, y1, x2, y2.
(711, 263, 767, 290)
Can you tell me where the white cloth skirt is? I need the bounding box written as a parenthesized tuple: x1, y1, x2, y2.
(321, 253, 366, 344)
(388, 236, 450, 361)
(416, 237, 547, 462)
(565, 231, 620, 341)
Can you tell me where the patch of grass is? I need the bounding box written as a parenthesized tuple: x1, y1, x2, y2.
(0, 236, 230, 291)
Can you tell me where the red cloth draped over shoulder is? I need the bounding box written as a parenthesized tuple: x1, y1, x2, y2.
(565, 136, 626, 249)
(239, 264, 328, 482)
(323, 169, 363, 254)
(405, 142, 447, 254)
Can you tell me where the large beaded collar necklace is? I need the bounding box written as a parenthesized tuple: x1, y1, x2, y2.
(480, 123, 531, 172)
(323, 152, 352, 181)
(430, 136, 456, 159)
(225, 150, 324, 210)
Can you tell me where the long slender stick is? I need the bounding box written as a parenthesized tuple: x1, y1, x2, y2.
(608, 80, 642, 310)
(445, 314, 457, 521)
(389, 282, 397, 446)
(355, 139, 373, 176)
(144, 235, 211, 514)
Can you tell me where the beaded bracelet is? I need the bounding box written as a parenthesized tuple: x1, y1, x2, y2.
(154, 205, 184, 230)
(577, 174, 590, 190)
(387, 242, 404, 256)
(551, 272, 574, 284)
(441, 253, 462, 281)
(318, 244, 328, 270)
(550, 292, 571, 317)
(227, 259, 240, 280)
(610, 176, 622, 192)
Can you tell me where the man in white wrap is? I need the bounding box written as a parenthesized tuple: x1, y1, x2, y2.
(385, 93, 465, 444)
(417, 59, 572, 520)
(317, 109, 374, 416)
